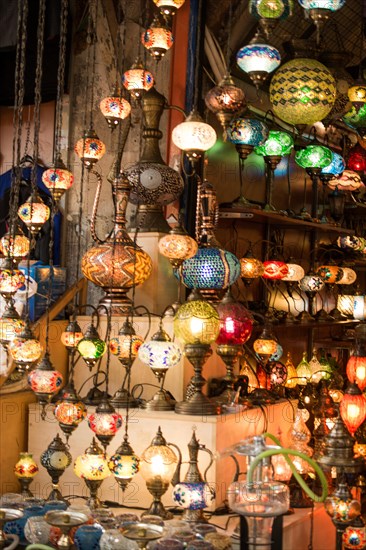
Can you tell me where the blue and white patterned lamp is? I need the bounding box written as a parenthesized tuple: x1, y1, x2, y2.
(180, 247, 241, 291)
(320, 151, 345, 182)
(236, 38, 281, 88)
(227, 117, 269, 159)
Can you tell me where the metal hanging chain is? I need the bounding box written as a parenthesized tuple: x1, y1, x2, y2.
(54, 0, 69, 164)
(118, 0, 127, 79)
(193, 0, 203, 111)
(225, 0, 233, 72)
(30, 0, 47, 196)
(88, 0, 99, 130)
(9, 0, 29, 240)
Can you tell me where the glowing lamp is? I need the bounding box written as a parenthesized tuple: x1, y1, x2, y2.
(8, 324, 43, 371)
(174, 294, 220, 345)
(42, 160, 74, 202)
(0, 228, 30, 264)
(270, 58, 336, 125)
(18, 193, 50, 236)
(338, 294, 356, 318)
(295, 145, 333, 172)
(354, 295, 365, 321)
(236, 38, 281, 87)
(320, 152, 345, 179)
(60, 319, 84, 351)
(347, 143, 366, 172)
(158, 227, 198, 269)
(337, 235, 363, 251)
(282, 263, 305, 282)
(75, 128, 106, 168)
(140, 427, 178, 518)
(28, 353, 63, 416)
(343, 516, 366, 550)
(14, 452, 39, 497)
(328, 170, 363, 191)
(348, 84, 366, 108)
(262, 260, 289, 280)
(180, 247, 240, 290)
(249, 0, 293, 22)
(152, 0, 185, 16)
(337, 268, 357, 285)
(255, 130, 294, 158)
(109, 320, 144, 366)
(347, 353, 366, 391)
(216, 294, 253, 346)
(87, 397, 122, 448)
(325, 482, 361, 524)
(173, 482, 212, 512)
(0, 262, 25, 299)
(205, 75, 246, 134)
(0, 301, 25, 348)
(343, 104, 366, 136)
(122, 59, 154, 99)
(296, 352, 311, 384)
(138, 332, 182, 376)
(299, 273, 325, 292)
(74, 438, 111, 509)
(240, 250, 265, 283)
(285, 352, 298, 388)
(253, 326, 278, 359)
(340, 383, 366, 436)
(141, 16, 174, 61)
(77, 325, 107, 369)
(227, 116, 268, 159)
(272, 453, 292, 482)
(54, 383, 87, 439)
(99, 94, 131, 129)
(316, 265, 343, 284)
(109, 436, 140, 492)
(172, 110, 217, 161)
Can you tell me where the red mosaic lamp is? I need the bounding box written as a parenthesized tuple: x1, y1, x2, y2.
(340, 383, 366, 437)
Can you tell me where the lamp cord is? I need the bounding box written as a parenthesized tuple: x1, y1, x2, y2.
(54, 0, 68, 164)
(193, 0, 203, 112)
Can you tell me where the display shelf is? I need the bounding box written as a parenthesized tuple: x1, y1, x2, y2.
(219, 208, 355, 235)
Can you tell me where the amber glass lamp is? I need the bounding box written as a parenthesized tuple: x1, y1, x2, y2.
(153, 0, 185, 16)
(14, 452, 39, 497)
(316, 265, 344, 284)
(174, 290, 220, 415)
(0, 260, 25, 301)
(74, 128, 106, 168)
(253, 325, 278, 366)
(99, 92, 131, 130)
(0, 301, 25, 349)
(340, 383, 366, 437)
(8, 323, 43, 372)
(54, 382, 87, 441)
(60, 319, 84, 352)
(42, 158, 74, 203)
(141, 16, 174, 61)
(158, 226, 198, 269)
(240, 246, 265, 285)
(0, 227, 30, 265)
(74, 438, 111, 509)
(205, 75, 246, 134)
(122, 58, 154, 99)
(140, 427, 178, 519)
(18, 192, 51, 236)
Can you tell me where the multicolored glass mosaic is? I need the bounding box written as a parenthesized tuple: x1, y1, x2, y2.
(227, 117, 268, 146)
(181, 247, 240, 289)
(237, 44, 281, 75)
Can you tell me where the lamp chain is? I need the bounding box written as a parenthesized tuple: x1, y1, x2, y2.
(54, 0, 69, 164)
(89, 0, 99, 130)
(225, 0, 233, 71)
(193, 0, 203, 111)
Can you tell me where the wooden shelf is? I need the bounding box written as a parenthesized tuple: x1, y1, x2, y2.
(269, 319, 359, 330)
(219, 207, 355, 235)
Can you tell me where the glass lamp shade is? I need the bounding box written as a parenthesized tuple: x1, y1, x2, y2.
(0, 229, 30, 263)
(109, 320, 144, 366)
(320, 152, 345, 177)
(60, 320, 84, 351)
(343, 518, 366, 550)
(272, 453, 292, 482)
(74, 439, 111, 481)
(180, 247, 241, 290)
(343, 104, 366, 135)
(337, 268, 357, 285)
(340, 383, 366, 436)
(348, 84, 366, 107)
(249, 0, 293, 20)
(54, 387, 87, 436)
(270, 58, 336, 125)
(0, 302, 25, 347)
(122, 61, 154, 99)
(346, 355, 366, 391)
(75, 129, 106, 168)
(228, 480, 290, 516)
(337, 294, 355, 317)
(158, 231, 198, 267)
(337, 236, 364, 251)
(328, 170, 363, 191)
(141, 17, 174, 61)
(8, 326, 43, 370)
(216, 298, 253, 346)
(262, 260, 289, 280)
(173, 482, 212, 510)
(138, 336, 182, 375)
(14, 452, 39, 479)
(255, 130, 294, 157)
(299, 273, 325, 292)
(205, 75, 246, 132)
(240, 256, 265, 280)
(285, 352, 298, 388)
(174, 298, 220, 345)
(87, 399, 123, 447)
(298, 0, 345, 10)
(253, 333, 278, 357)
(325, 483, 361, 523)
(236, 43, 281, 85)
(152, 0, 185, 16)
(0, 266, 25, 298)
(99, 95, 131, 129)
(281, 263, 305, 282)
(227, 117, 269, 147)
(18, 195, 50, 235)
(41, 166, 74, 202)
(172, 110, 217, 158)
(316, 265, 343, 284)
(28, 354, 63, 405)
(40, 433, 72, 476)
(77, 325, 107, 368)
(140, 429, 177, 485)
(347, 144, 366, 172)
(109, 440, 140, 488)
(296, 352, 311, 383)
(295, 145, 333, 171)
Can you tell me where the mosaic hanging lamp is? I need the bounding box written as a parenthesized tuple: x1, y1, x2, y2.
(236, 31, 281, 88)
(8, 323, 43, 373)
(327, 170, 363, 191)
(109, 434, 140, 492)
(141, 15, 174, 61)
(262, 259, 289, 280)
(227, 116, 268, 159)
(343, 104, 366, 137)
(0, 301, 25, 349)
(60, 319, 84, 351)
(270, 58, 336, 126)
(122, 58, 154, 99)
(340, 383, 366, 437)
(81, 174, 152, 313)
(0, 259, 25, 302)
(0, 227, 30, 266)
(18, 191, 50, 237)
(54, 382, 87, 440)
(40, 434, 72, 501)
(77, 324, 107, 369)
(158, 225, 198, 269)
(42, 157, 74, 203)
(152, 0, 185, 17)
(172, 110, 217, 161)
(255, 130, 294, 159)
(28, 353, 63, 419)
(99, 90, 131, 130)
(88, 395, 123, 449)
(248, 0, 293, 37)
(347, 143, 366, 173)
(74, 128, 106, 169)
(298, 0, 345, 42)
(348, 84, 366, 109)
(125, 87, 184, 232)
(240, 246, 265, 284)
(205, 75, 246, 135)
(320, 152, 345, 182)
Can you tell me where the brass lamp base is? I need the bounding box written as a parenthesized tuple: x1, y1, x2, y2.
(328, 308, 346, 321)
(142, 500, 173, 520)
(84, 479, 103, 510)
(183, 508, 207, 523)
(129, 204, 171, 234)
(110, 388, 140, 409)
(98, 290, 134, 316)
(19, 478, 34, 498)
(296, 310, 315, 323)
(175, 394, 221, 416)
(314, 308, 333, 322)
(144, 390, 175, 411)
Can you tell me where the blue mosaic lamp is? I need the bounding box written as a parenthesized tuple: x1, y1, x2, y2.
(236, 34, 281, 88)
(180, 247, 241, 291)
(320, 151, 345, 183)
(227, 116, 269, 159)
